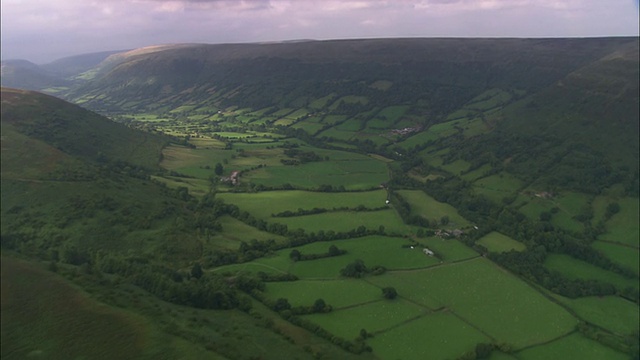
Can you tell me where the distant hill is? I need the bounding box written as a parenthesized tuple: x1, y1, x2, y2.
(0, 59, 68, 90)
(1, 87, 167, 174)
(62, 38, 637, 115)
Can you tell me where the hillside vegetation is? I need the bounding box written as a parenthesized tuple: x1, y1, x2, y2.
(1, 37, 638, 360)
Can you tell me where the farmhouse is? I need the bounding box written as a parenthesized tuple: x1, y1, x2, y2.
(221, 171, 240, 185)
(423, 248, 434, 256)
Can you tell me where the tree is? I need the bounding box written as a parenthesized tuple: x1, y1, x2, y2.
(274, 298, 291, 312)
(440, 215, 450, 226)
(214, 162, 224, 176)
(191, 263, 204, 279)
(328, 245, 341, 256)
(382, 287, 397, 299)
(289, 249, 301, 261)
(313, 298, 327, 313)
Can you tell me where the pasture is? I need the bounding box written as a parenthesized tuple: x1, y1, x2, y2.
(397, 190, 471, 228)
(544, 254, 638, 291)
(368, 258, 577, 348)
(264, 279, 382, 308)
(517, 333, 628, 360)
(477, 231, 526, 253)
(598, 197, 640, 247)
(472, 173, 524, 204)
(591, 241, 639, 276)
(276, 209, 411, 234)
(218, 190, 388, 219)
(366, 312, 491, 360)
(207, 215, 287, 249)
(554, 295, 639, 335)
(302, 299, 426, 339)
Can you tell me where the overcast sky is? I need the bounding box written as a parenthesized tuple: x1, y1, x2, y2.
(2, 0, 638, 64)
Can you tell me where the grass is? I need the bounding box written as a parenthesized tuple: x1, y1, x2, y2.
(369, 258, 577, 348)
(544, 254, 638, 291)
(367, 312, 491, 360)
(417, 237, 479, 262)
(473, 173, 524, 204)
(288, 236, 441, 278)
(397, 190, 471, 228)
(1, 256, 152, 360)
(591, 241, 639, 276)
(477, 231, 526, 253)
(517, 333, 628, 360)
(218, 190, 388, 219)
(554, 295, 639, 335)
(264, 279, 382, 308)
(276, 209, 412, 234)
(207, 215, 287, 250)
(302, 299, 426, 339)
(599, 197, 640, 247)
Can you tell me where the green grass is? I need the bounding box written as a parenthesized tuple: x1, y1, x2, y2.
(517, 333, 628, 360)
(241, 157, 388, 190)
(208, 215, 287, 250)
(264, 279, 382, 308)
(376, 105, 409, 123)
(599, 197, 639, 247)
(473, 173, 524, 204)
(1, 256, 152, 360)
(477, 232, 526, 253)
(369, 258, 577, 348)
(441, 159, 471, 175)
(276, 209, 412, 235)
(287, 236, 441, 278)
(417, 237, 479, 262)
(218, 190, 387, 219)
(367, 312, 491, 360)
(554, 295, 639, 335)
(302, 299, 426, 339)
(591, 241, 639, 276)
(397, 190, 471, 228)
(544, 254, 638, 291)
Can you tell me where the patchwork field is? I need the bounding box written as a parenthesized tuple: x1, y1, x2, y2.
(477, 231, 526, 253)
(397, 190, 471, 228)
(544, 254, 638, 292)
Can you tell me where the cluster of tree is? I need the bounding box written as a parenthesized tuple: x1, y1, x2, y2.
(289, 245, 346, 262)
(282, 148, 324, 163)
(456, 343, 513, 360)
(272, 205, 387, 218)
(340, 259, 386, 278)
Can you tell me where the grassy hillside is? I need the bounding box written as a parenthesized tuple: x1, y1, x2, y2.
(1, 87, 167, 169)
(1, 38, 638, 360)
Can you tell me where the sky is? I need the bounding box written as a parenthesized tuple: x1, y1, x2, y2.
(2, 0, 639, 64)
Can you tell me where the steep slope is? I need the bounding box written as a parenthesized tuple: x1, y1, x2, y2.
(1, 87, 167, 169)
(66, 38, 636, 115)
(0, 60, 68, 90)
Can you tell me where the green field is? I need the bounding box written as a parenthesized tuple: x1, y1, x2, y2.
(591, 241, 639, 276)
(517, 333, 628, 360)
(598, 197, 640, 247)
(477, 232, 526, 253)
(554, 295, 639, 335)
(264, 279, 382, 308)
(369, 258, 577, 348)
(473, 173, 524, 204)
(397, 190, 471, 228)
(367, 312, 491, 360)
(544, 254, 638, 291)
(218, 190, 387, 219)
(276, 209, 411, 234)
(303, 299, 426, 339)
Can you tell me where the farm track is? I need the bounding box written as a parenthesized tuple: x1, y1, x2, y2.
(597, 239, 639, 249)
(386, 255, 482, 273)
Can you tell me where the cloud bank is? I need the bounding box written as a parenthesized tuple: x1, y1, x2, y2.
(1, 0, 638, 63)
